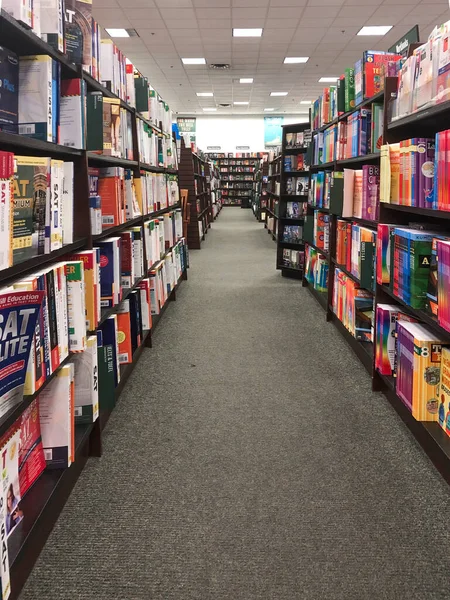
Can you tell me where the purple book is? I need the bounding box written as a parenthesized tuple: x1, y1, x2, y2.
(416, 138, 427, 208)
(361, 164, 380, 221)
(396, 322, 414, 412)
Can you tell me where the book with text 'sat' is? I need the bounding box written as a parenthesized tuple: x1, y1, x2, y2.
(0, 291, 45, 420)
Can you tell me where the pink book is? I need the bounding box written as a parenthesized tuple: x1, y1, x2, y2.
(352, 170, 363, 218)
(362, 164, 380, 221)
(396, 322, 415, 411)
(342, 169, 355, 217)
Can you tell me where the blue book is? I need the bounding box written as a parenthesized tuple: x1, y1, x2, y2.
(96, 238, 121, 308)
(52, 59, 60, 143)
(129, 291, 142, 354)
(100, 315, 120, 387)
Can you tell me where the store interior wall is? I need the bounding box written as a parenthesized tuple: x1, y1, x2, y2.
(175, 115, 309, 153)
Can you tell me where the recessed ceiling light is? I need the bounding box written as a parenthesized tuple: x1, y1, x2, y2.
(234, 101, 249, 105)
(196, 92, 213, 97)
(270, 92, 288, 96)
(182, 58, 206, 65)
(300, 100, 312, 104)
(233, 28, 263, 37)
(264, 108, 275, 111)
(105, 28, 130, 37)
(203, 108, 217, 112)
(240, 78, 253, 83)
(283, 57, 309, 64)
(357, 25, 393, 36)
(318, 77, 339, 82)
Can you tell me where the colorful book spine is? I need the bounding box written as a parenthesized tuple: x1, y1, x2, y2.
(361, 164, 380, 221)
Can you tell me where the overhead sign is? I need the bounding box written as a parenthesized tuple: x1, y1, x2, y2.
(176, 117, 196, 133)
(236, 146, 250, 150)
(388, 25, 420, 57)
(264, 117, 284, 147)
(207, 146, 221, 150)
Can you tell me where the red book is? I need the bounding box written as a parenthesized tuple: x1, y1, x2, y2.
(345, 222, 352, 271)
(120, 231, 133, 288)
(19, 399, 46, 497)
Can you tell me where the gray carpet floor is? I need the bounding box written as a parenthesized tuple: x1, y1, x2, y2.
(21, 207, 449, 600)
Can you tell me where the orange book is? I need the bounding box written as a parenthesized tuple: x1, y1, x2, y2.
(336, 219, 347, 265)
(98, 168, 122, 227)
(117, 300, 133, 364)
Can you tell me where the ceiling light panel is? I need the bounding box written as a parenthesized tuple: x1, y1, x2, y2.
(283, 57, 309, 64)
(357, 26, 393, 36)
(232, 28, 263, 37)
(270, 92, 288, 96)
(182, 58, 207, 64)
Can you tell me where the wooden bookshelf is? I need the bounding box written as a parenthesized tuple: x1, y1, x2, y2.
(0, 11, 186, 599)
(301, 73, 450, 484)
(218, 157, 260, 208)
(178, 140, 213, 249)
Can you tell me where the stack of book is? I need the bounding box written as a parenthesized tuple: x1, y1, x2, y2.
(305, 246, 328, 292)
(333, 268, 373, 341)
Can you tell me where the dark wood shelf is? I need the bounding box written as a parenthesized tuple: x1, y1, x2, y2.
(284, 147, 308, 154)
(306, 241, 329, 258)
(265, 208, 278, 219)
(267, 191, 280, 197)
(329, 312, 373, 375)
(140, 163, 165, 172)
(0, 239, 87, 286)
(93, 217, 144, 241)
(281, 194, 308, 200)
(336, 153, 380, 166)
(331, 257, 375, 293)
(304, 279, 328, 311)
(338, 215, 378, 228)
(387, 97, 450, 134)
(279, 241, 305, 249)
(87, 152, 138, 167)
(381, 202, 450, 220)
(0, 131, 82, 156)
(310, 160, 335, 171)
(283, 170, 310, 176)
(308, 205, 329, 212)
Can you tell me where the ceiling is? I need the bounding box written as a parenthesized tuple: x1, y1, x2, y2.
(93, 0, 450, 115)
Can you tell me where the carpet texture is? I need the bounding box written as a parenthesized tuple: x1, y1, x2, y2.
(21, 208, 450, 600)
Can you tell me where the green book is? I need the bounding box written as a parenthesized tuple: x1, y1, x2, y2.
(86, 92, 103, 151)
(344, 68, 355, 112)
(409, 235, 434, 308)
(135, 75, 149, 114)
(98, 344, 116, 413)
(329, 171, 344, 215)
(337, 75, 345, 115)
(303, 215, 314, 244)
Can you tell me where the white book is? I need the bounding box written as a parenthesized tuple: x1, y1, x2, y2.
(138, 279, 151, 330)
(52, 263, 68, 364)
(18, 55, 53, 143)
(49, 160, 64, 252)
(40, 0, 64, 52)
(60, 83, 84, 149)
(3, 0, 32, 26)
(149, 275, 159, 315)
(39, 363, 74, 468)
(100, 39, 114, 89)
(71, 335, 99, 423)
(65, 260, 87, 353)
(133, 234, 143, 279)
(33, 0, 41, 37)
(0, 171, 12, 270)
(62, 162, 74, 245)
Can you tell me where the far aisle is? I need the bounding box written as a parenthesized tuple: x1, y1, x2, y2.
(21, 207, 449, 600)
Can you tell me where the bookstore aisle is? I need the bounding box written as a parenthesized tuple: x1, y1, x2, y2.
(21, 209, 449, 600)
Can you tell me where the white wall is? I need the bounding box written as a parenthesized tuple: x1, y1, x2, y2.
(176, 115, 309, 153)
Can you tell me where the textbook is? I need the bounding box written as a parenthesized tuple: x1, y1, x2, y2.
(120, 231, 134, 289)
(48, 159, 64, 252)
(438, 346, 450, 436)
(86, 91, 103, 151)
(65, 261, 87, 352)
(65, 0, 93, 73)
(98, 167, 125, 227)
(0, 290, 44, 419)
(99, 315, 120, 387)
(361, 164, 380, 221)
(39, 363, 75, 468)
(344, 68, 355, 112)
(3, 0, 32, 26)
(18, 55, 58, 144)
(62, 162, 74, 245)
(68, 250, 100, 332)
(60, 79, 85, 149)
(396, 321, 446, 421)
(13, 156, 50, 263)
(97, 237, 121, 309)
(18, 398, 46, 497)
(71, 335, 99, 423)
(0, 47, 19, 134)
(375, 304, 400, 376)
(0, 152, 14, 270)
(40, 0, 64, 52)
(117, 300, 132, 364)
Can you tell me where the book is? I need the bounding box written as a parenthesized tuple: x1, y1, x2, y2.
(86, 91, 103, 151)
(354, 59, 363, 106)
(117, 300, 132, 364)
(39, 363, 75, 468)
(361, 165, 379, 221)
(60, 79, 85, 149)
(67, 250, 100, 332)
(137, 279, 152, 331)
(99, 315, 120, 387)
(396, 321, 446, 421)
(65, 261, 87, 352)
(0, 152, 14, 270)
(62, 162, 74, 245)
(438, 346, 450, 437)
(344, 68, 355, 112)
(97, 237, 121, 309)
(98, 167, 125, 228)
(71, 335, 99, 423)
(65, 0, 93, 73)
(40, 0, 64, 52)
(0, 47, 19, 135)
(3, 0, 32, 26)
(18, 398, 46, 497)
(375, 304, 401, 376)
(48, 159, 64, 252)
(97, 335, 116, 414)
(18, 55, 57, 143)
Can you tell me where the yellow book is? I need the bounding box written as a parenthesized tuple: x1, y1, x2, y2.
(438, 347, 450, 436)
(67, 250, 98, 331)
(389, 143, 400, 204)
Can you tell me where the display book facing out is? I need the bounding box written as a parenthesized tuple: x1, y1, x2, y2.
(218, 156, 260, 207)
(252, 159, 269, 222)
(275, 123, 311, 278)
(0, 9, 187, 600)
(301, 24, 450, 483)
(265, 153, 282, 241)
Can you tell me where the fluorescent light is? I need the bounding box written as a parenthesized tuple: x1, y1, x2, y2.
(284, 57, 309, 64)
(233, 28, 263, 37)
(270, 92, 288, 96)
(203, 108, 217, 112)
(240, 78, 253, 83)
(196, 92, 213, 97)
(182, 58, 206, 65)
(300, 100, 312, 104)
(105, 28, 129, 37)
(357, 25, 393, 36)
(234, 101, 249, 105)
(264, 108, 275, 111)
(319, 77, 338, 82)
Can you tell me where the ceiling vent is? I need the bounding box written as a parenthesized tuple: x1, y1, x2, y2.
(209, 63, 231, 70)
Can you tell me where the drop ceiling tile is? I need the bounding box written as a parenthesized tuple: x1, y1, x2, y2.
(231, 7, 263, 18)
(91, 7, 131, 27)
(338, 5, 376, 17)
(409, 3, 448, 17)
(233, 0, 270, 5)
(130, 17, 166, 28)
(296, 18, 334, 28)
(155, 0, 193, 5)
(264, 19, 299, 29)
(117, 0, 156, 6)
(94, 0, 120, 7)
(269, 0, 307, 5)
(159, 8, 196, 19)
(197, 18, 232, 28)
(267, 7, 305, 18)
(197, 7, 232, 18)
(193, 0, 231, 5)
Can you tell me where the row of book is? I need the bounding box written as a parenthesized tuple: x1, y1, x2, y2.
(221, 175, 253, 181)
(136, 119, 177, 169)
(305, 246, 328, 292)
(305, 210, 330, 253)
(375, 307, 450, 436)
(89, 167, 180, 231)
(393, 19, 450, 121)
(286, 176, 309, 196)
(333, 268, 373, 342)
(282, 225, 303, 245)
(286, 201, 307, 219)
(339, 167, 380, 222)
(312, 51, 402, 129)
(285, 131, 310, 149)
(309, 171, 331, 210)
(281, 249, 304, 271)
(336, 221, 376, 289)
(284, 154, 307, 172)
